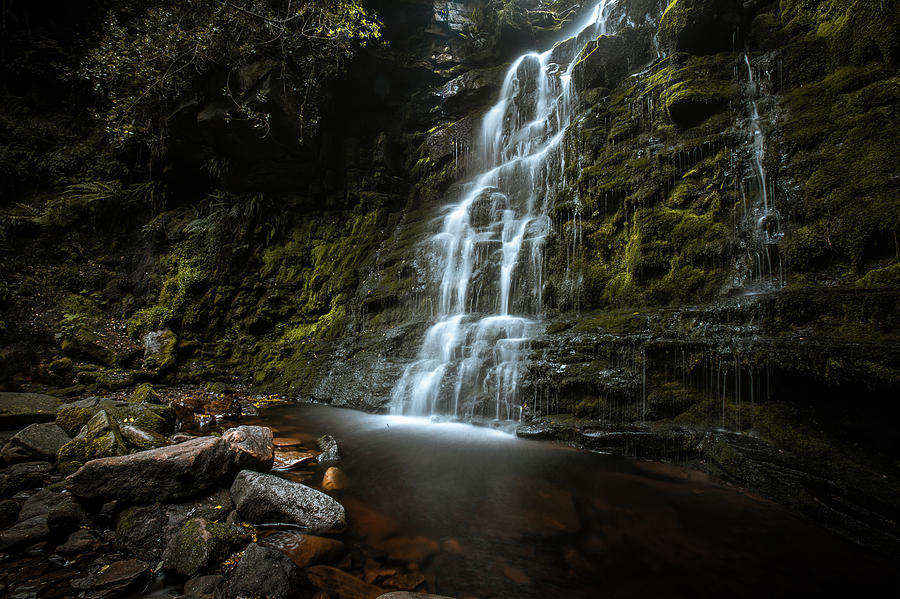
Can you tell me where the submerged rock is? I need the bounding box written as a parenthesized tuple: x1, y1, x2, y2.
(0, 393, 63, 429)
(305, 565, 383, 599)
(260, 531, 345, 568)
(1, 422, 70, 464)
(322, 466, 350, 491)
(230, 470, 346, 533)
(225, 543, 302, 599)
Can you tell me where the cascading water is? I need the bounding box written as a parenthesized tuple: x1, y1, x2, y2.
(735, 52, 784, 290)
(391, 1, 621, 420)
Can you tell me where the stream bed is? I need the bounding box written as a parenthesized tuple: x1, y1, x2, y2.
(244, 402, 897, 598)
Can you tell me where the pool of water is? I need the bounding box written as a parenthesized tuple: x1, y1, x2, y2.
(245, 403, 897, 598)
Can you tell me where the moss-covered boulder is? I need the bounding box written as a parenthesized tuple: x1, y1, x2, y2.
(128, 383, 161, 404)
(56, 410, 128, 475)
(56, 398, 176, 439)
(60, 327, 141, 368)
(658, 0, 743, 55)
(143, 329, 178, 372)
(162, 517, 250, 578)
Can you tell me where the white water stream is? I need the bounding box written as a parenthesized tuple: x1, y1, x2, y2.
(391, 1, 620, 420)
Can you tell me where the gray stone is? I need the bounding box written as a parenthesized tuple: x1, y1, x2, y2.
(0, 461, 52, 497)
(183, 574, 225, 598)
(1, 422, 71, 464)
(230, 470, 346, 533)
(65, 426, 272, 503)
(56, 528, 99, 555)
(224, 543, 302, 599)
(0, 393, 63, 429)
(0, 515, 49, 550)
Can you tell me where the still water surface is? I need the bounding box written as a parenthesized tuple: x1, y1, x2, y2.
(246, 403, 896, 598)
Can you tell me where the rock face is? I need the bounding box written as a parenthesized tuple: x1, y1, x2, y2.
(225, 543, 303, 599)
(657, 0, 743, 54)
(230, 470, 346, 533)
(0, 393, 63, 429)
(1, 422, 71, 464)
(65, 426, 273, 502)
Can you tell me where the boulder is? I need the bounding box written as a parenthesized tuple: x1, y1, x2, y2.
(56, 528, 99, 555)
(19, 488, 87, 531)
(61, 327, 141, 367)
(120, 424, 169, 449)
(305, 565, 383, 599)
(128, 383, 161, 404)
(0, 392, 63, 429)
(0, 499, 19, 528)
(317, 434, 341, 465)
(86, 558, 151, 597)
(183, 574, 225, 599)
(0, 461, 52, 497)
(66, 436, 230, 503)
(223, 425, 274, 472)
(66, 427, 271, 503)
(162, 517, 250, 578)
(657, 0, 743, 55)
(1, 422, 71, 464)
(261, 532, 345, 568)
(55, 398, 176, 438)
(225, 543, 302, 599)
(56, 410, 128, 475)
(0, 514, 49, 550)
(230, 470, 346, 533)
(143, 329, 178, 372)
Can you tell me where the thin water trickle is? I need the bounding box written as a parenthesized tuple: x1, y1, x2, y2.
(392, 1, 621, 420)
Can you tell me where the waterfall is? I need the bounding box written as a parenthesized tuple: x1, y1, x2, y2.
(391, 1, 620, 420)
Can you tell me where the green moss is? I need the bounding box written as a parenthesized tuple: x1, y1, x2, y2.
(129, 382, 161, 404)
(55, 406, 93, 436)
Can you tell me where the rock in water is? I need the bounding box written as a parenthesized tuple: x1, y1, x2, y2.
(225, 543, 302, 599)
(1, 422, 71, 464)
(323, 466, 350, 491)
(224, 425, 274, 471)
(260, 532, 345, 568)
(317, 434, 340, 465)
(376, 594, 457, 599)
(65, 426, 273, 502)
(305, 565, 383, 599)
(230, 470, 346, 533)
(0, 392, 63, 429)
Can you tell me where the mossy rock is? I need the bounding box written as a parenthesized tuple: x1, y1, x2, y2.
(56, 410, 127, 475)
(658, 0, 743, 55)
(129, 383, 161, 404)
(143, 329, 178, 372)
(162, 517, 250, 578)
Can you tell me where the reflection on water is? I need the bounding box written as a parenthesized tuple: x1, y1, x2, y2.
(245, 403, 897, 598)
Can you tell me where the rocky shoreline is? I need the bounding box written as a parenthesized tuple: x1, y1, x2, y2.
(0, 389, 458, 599)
